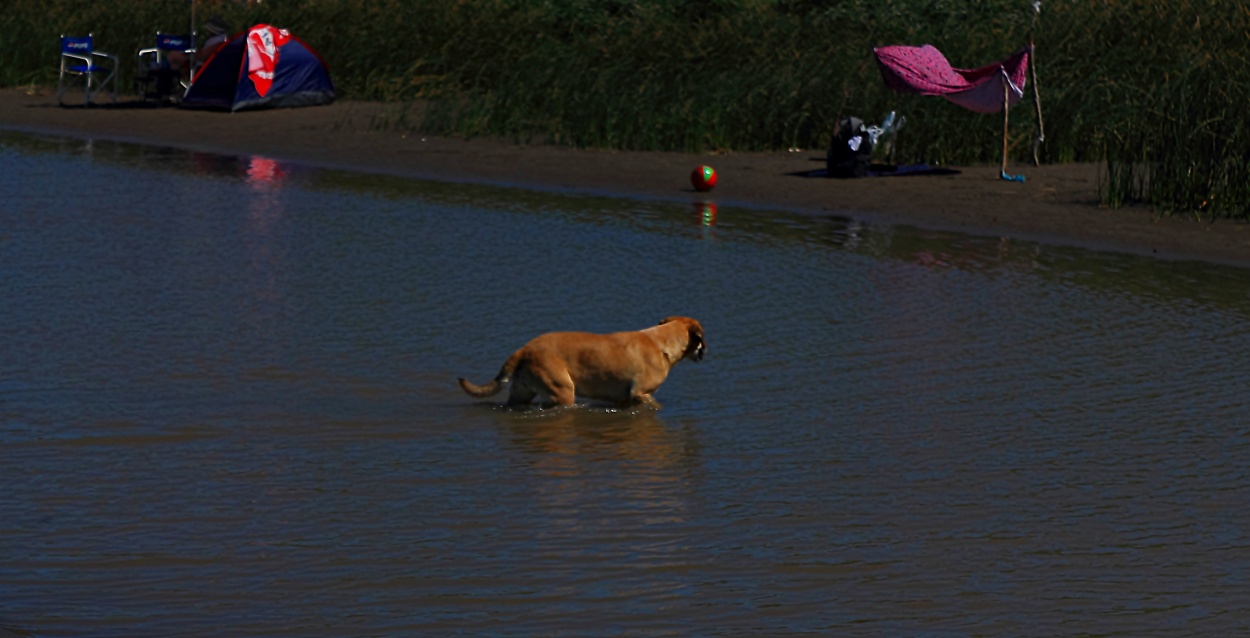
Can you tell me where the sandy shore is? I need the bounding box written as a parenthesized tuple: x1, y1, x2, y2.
(5, 87, 1250, 267)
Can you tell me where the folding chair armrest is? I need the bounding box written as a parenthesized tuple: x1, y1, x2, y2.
(61, 51, 92, 65)
(136, 48, 159, 68)
(135, 49, 156, 79)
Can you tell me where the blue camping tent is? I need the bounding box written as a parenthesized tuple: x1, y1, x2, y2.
(182, 24, 334, 111)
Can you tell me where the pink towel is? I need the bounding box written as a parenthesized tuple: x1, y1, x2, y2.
(874, 45, 1031, 114)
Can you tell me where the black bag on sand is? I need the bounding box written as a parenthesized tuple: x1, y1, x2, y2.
(827, 116, 874, 178)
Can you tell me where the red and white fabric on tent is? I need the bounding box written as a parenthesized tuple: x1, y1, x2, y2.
(245, 25, 290, 97)
(873, 44, 1031, 114)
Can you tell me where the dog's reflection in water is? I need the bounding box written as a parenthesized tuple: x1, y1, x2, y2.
(497, 404, 698, 480)
(494, 405, 699, 596)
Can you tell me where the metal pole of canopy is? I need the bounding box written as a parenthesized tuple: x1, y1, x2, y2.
(1029, 2, 1045, 166)
(188, 0, 196, 86)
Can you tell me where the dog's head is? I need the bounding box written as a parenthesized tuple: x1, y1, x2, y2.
(659, 316, 705, 362)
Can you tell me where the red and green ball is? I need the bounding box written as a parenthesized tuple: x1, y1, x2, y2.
(691, 165, 717, 192)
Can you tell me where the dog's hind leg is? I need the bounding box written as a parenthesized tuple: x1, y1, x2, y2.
(535, 367, 576, 406)
(506, 388, 537, 406)
(548, 380, 576, 406)
(506, 376, 538, 406)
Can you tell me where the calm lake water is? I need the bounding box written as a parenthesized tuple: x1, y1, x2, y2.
(2, 130, 1248, 637)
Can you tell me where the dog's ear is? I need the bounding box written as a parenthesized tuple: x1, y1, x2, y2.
(658, 316, 677, 326)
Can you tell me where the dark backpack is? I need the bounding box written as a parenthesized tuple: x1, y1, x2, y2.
(827, 116, 873, 178)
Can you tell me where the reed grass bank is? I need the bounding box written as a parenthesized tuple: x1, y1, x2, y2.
(4, 0, 1246, 219)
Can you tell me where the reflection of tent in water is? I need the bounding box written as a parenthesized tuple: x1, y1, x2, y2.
(182, 24, 334, 111)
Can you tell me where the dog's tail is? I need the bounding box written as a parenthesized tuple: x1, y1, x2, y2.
(458, 350, 523, 398)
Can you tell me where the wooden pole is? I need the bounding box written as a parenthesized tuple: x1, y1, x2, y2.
(1002, 75, 1010, 175)
(1000, 73, 1025, 182)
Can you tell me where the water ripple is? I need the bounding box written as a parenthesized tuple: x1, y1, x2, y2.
(2, 132, 1249, 637)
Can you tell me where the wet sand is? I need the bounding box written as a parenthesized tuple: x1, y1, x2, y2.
(5, 87, 1250, 267)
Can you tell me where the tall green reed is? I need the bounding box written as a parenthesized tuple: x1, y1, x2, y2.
(1080, 0, 1250, 219)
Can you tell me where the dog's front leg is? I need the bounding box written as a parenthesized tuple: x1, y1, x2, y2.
(630, 392, 663, 410)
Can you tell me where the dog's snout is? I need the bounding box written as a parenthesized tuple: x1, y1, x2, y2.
(692, 339, 706, 362)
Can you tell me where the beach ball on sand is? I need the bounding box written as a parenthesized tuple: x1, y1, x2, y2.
(691, 165, 717, 192)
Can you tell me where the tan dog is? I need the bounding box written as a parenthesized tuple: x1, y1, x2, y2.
(458, 316, 706, 409)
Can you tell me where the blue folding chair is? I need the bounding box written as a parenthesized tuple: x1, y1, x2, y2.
(57, 34, 119, 106)
(135, 32, 196, 104)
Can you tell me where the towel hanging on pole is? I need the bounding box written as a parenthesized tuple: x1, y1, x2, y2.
(873, 44, 1034, 181)
(873, 44, 1031, 114)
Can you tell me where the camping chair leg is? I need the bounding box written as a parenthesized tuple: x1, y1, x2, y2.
(1000, 75, 1025, 183)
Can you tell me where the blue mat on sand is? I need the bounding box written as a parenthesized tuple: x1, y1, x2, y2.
(791, 163, 961, 179)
